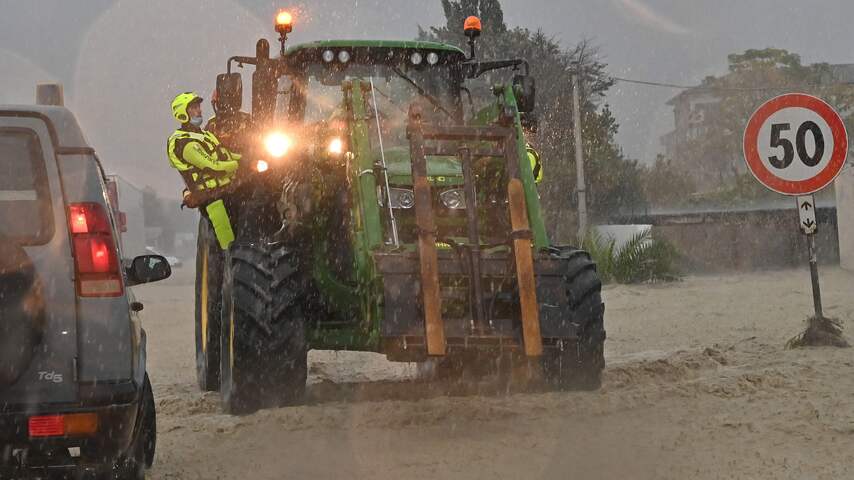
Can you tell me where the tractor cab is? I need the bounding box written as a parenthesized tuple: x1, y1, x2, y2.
(215, 29, 540, 245)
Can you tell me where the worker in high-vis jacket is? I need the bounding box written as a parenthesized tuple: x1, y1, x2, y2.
(167, 92, 241, 249)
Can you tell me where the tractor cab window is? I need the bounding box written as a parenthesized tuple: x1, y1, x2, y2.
(291, 61, 456, 143)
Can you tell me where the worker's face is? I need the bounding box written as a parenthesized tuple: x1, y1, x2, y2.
(187, 102, 202, 119)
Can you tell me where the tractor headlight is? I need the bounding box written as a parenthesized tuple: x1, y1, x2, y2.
(322, 50, 335, 63)
(338, 50, 351, 63)
(254, 159, 269, 173)
(263, 131, 292, 158)
(328, 137, 344, 155)
(440, 188, 466, 209)
(427, 52, 440, 65)
(410, 52, 423, 65)
(387, 188, 415, 209)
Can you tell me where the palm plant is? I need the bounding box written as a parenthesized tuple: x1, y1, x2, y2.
(583, 229, 680, 284)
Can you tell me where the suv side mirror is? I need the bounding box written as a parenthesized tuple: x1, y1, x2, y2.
(216, 73, 243, 115)
(126, 255, 171, 286)
(513, 75, 536, 113)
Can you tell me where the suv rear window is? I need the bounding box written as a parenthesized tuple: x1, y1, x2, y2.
(0, 128, 54, 244)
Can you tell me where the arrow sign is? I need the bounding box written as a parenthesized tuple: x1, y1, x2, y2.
(797, 195, 818, 235)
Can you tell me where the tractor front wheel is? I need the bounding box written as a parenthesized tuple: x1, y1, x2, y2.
(542, 248, 605, 391)
(219, 243, 307, 415)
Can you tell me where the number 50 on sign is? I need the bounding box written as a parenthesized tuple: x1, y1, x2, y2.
(743, 93, 848, 196)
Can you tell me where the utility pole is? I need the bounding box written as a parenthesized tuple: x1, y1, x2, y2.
(571, 62, 588, 243)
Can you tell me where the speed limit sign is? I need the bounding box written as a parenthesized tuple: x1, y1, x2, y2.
(743, 93, 848, 195)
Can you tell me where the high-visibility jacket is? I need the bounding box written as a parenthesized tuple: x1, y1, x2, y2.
(167, 128, 241, 192)
(527, 144, 543, 183)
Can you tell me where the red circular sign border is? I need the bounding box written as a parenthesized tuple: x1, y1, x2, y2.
(743, 93, 848, 196)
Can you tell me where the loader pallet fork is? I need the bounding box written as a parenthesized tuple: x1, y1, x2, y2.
(407, 104, 542, 358)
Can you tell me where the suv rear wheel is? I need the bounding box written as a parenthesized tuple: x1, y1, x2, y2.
(0, 241, 46, 389)
(97, 374, 154, 479)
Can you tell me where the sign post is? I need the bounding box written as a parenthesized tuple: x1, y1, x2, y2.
(796, 195, 823, 317)
(743, 93, 848, 320)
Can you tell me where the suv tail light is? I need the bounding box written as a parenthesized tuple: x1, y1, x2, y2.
(68, 203, 123, 297)
(29, 413, 99, 437)
(28, 415, 64, 437)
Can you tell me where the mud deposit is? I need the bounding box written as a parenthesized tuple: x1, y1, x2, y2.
(134, 267, 854, 479)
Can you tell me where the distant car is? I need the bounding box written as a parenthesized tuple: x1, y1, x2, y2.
(145, 246, 183, 268)
(0, 100, 170, 478)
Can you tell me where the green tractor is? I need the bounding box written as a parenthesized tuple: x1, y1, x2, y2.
(194, 12, 605, 414)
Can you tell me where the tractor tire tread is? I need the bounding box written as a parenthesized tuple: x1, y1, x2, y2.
(543, 246, 606, 391)
(220, 242, 307, 414)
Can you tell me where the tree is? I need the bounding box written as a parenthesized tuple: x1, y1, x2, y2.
(421, 0, 645, 239)
(437, 0, 506, 35)
(641, 155, 696, 210)
(676, 48, 854, 192)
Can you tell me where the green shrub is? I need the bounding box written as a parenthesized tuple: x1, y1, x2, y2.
(584, 229, 680, 284)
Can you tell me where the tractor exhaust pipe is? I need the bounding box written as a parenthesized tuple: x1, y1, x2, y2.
(369, 78, 400, 247)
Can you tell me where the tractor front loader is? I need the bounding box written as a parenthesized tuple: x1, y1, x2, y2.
(377, 99, 605, 388)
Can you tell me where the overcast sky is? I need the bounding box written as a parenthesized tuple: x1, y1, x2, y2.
(2, 0, 853, 197)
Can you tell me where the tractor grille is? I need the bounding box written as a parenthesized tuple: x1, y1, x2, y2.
(388, 190, 511, 245)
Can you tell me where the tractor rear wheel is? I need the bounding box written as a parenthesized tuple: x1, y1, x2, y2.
(542, 248, 605, 391)
(195, 217, 222, 392)
(219, 243, 307, 415)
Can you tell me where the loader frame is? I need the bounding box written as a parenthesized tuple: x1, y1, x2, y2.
(404, 104, 542, 357)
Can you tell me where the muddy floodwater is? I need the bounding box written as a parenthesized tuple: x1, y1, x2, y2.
(135, 266, 854, 480)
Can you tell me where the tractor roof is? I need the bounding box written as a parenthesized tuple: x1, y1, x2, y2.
(287, 40, 466, 57)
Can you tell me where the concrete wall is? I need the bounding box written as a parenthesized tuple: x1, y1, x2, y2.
(835, 168, 854, 271)
(618, 208, 839, 273)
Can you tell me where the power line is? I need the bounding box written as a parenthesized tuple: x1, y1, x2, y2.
(612, 77, 695, 89)
(612, 76, 854, 92)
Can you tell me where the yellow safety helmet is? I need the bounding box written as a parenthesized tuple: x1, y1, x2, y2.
(171, 92, 203, 124)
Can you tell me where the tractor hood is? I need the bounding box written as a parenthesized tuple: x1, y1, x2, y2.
(382, 147, 463, 187)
